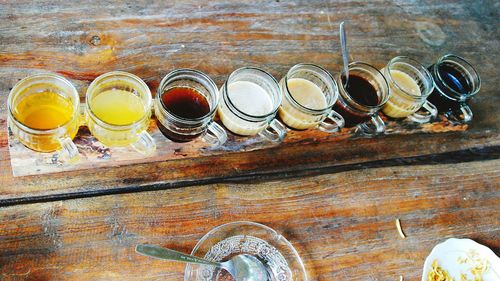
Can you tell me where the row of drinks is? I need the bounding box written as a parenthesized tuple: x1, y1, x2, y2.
(7, 54, 480, 162)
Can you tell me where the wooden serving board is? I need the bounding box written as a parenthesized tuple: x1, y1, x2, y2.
(1, 0, 498, 205)
(8, 114, 467, 177)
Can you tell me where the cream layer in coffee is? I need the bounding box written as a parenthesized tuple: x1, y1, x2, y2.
(219, 81, 273, 135)
(279, 78, 327, 130)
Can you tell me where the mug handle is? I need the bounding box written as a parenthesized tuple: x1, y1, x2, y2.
(131, 130, 156, 156)
(357, 114, 385, 135)
(318, 110, 345, 133)
(446, 104, 473, 124)
(258, 119, 287, 143)
(58, 137, 80, 163)
(79, 104, 87, 126)
(407, 100, 438, 124)
(203, 121, 228, 147)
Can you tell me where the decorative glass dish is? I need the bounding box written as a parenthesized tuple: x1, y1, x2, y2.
(184, 221, 307, 281)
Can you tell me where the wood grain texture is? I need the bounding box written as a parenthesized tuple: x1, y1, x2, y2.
(0, 1, 499, 201)
(0, 1, 500, 202)
(5, 113, 469, 177)
(1, 159, 499, 280)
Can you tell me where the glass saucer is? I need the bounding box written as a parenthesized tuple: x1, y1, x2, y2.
(184, 221, 307, 281)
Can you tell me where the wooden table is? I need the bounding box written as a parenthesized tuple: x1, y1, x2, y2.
(0, 1, 498, 280)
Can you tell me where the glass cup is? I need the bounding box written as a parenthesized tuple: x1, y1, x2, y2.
(278, 63, 344, 132)
(154, 69, 227, 146)
(333, 62, 390, 135)
(381, 56, 437, 123)
(218, 67, 287, 142)
(85, 71, 155, 156)
(427, 54, 481, 123)
(7, 73, 81, 162)
(184, 221, 307, 281)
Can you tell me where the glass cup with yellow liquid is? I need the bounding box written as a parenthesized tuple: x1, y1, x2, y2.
(7, 73, 81, 162)
(381, 56, 437, 123)
(85, 71, 156, 156)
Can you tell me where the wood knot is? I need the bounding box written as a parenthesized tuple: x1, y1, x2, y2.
(89, 35, 101, 46)
(415, 22, 446, 47)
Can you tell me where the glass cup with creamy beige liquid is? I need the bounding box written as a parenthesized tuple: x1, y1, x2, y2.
(278, 64, 344, 132)
(218, 67, 287, 142)
(85, 71, 156, 155)
(381, 56, 437, 123)
(7, 73, 81, 162)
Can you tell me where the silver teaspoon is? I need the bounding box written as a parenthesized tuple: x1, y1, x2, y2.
(136, 244, 269, 281)
(340, 21, 350, 87)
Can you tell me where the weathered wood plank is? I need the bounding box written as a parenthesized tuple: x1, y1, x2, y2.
(1, 159, 499, 280)
(1, 132, 499, 206)
(5, 113, 470, 177)
(0, 0, 499, 202)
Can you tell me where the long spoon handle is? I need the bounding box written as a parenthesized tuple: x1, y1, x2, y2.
(340, 21, 349, 86)
(136, 244, 221, 267)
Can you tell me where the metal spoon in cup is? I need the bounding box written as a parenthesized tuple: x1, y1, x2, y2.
(136, 244, 269, 281)
(340, 21, 350, 87)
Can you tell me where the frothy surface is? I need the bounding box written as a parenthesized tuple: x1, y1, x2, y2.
(391, 70, 421, 96)
(227, 81, 273, 116)
(383, 69, 423, 118)
(287, 78, 327, 110)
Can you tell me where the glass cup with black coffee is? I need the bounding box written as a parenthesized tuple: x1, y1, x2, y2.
(154, 69, 227, 146)
(427, 54, 480, 123)
(333, 62, 390, 135)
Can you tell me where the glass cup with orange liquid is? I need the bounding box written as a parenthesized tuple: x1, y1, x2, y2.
(85, 71, 156, 156)
(381, 56, 437, 123)
(7, 73, 81, 162)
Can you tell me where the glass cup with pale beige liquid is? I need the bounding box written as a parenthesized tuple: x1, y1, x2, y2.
(218, 67, 287, 142)
(85, 71, 155, 155)
(278, 64, 344, 132)
(7, 73, 81, 162)
(381, 56, 437, 123)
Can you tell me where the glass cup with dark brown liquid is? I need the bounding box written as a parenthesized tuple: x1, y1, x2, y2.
(427, 54, 480, 123)
(333, 62, 390, 135)
(154, 69, 227, 146)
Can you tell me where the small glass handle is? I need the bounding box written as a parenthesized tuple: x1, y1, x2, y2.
(79, 104, 87, 126)
(408, 100, 438, 123)
(131, 130, 156, 156)
(318, 110, 345, 133)
(358, 114, 385, 135)
(258, 119, 287, 143)
(447, 104, 473, 124)
(58, 137, 80, 163)
(203, 121, 227, 147)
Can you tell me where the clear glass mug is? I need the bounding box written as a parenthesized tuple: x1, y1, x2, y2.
(427, 54, 481, 123)
(333, 62, 390, 135)
(85, 71, 155, 156)
(7, 73, 81, 162)
(218, 67, 287, 142)
(381, 56, 437, 123)
(278, 63, 345, 132)
(154, 69, 227, 146)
